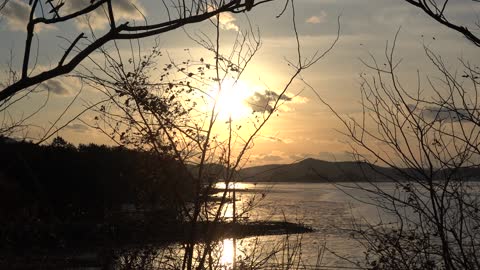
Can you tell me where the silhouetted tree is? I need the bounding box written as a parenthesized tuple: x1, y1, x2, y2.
(80, 2, 339, 268)
(50, 136, 74, 149)
(315, 31, 480, 269)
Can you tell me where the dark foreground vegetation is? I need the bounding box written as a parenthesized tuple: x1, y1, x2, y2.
(0, 136, 312, 268)
(0, 136, 184, 248)
(2, 220, 313, 270)
(1, 136, 190, 238)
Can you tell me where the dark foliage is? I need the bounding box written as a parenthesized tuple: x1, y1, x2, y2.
(0, 136, 193, 249)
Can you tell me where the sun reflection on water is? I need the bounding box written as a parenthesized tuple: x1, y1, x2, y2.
(222, 202, 234, 220)
(215, 181, 251, 190)
(220, 238, 235, 267)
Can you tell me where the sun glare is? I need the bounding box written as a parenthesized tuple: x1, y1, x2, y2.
(220, 238, 235, 266)
(210, 79, 255, 121)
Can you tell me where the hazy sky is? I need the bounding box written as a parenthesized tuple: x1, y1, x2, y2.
(1, 0, 479, 166)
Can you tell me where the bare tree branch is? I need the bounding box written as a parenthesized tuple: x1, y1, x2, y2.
(405, 0, 480, 47)
(0, 0, 274, 103)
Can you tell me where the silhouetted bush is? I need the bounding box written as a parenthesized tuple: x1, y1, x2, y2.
(0, 136, 193, 248)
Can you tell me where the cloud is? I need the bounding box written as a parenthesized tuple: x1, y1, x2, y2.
(291, 95, 309, 104)
(206, 5, 238, 31)
(41, 79, 70, 95)
(65, 123, 90, 133)
(288, 153, 311, 161)
(1, 0, 54, 32)
(251, 151, 287, 163)
(408, 104, 470, 122)
(289, 151, 355, 162)
(65, 0, 145, 30)
(246, 90, 292, 113)
(261, 135, 294, 144)
(1, 0, 29, 31)
(249, 150, 357, 166)
(245, 90, 307, 113)
(218, 12, 239, 31)
(305, 11, 327, 24)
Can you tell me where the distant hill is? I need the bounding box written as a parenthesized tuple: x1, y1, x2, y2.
(238, 158, 397, 182)
(238, 158, 480, 182)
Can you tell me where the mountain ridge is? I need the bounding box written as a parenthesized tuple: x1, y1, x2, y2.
(237, 158, 480, 182)
(238, 158, 393, 182)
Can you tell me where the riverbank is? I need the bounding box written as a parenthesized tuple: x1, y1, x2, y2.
(1, 220, 313, 269)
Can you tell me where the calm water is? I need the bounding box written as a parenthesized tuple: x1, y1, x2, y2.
(80, 182, 387, 269)
(118, 181, 479, 269)
(202, 182, 396, 268)
(54, 181, 480, 269)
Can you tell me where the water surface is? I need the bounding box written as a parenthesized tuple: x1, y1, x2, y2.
(206, 182, 389, 268)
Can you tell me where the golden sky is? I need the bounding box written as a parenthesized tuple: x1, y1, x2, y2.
(1, 0, 479, 166)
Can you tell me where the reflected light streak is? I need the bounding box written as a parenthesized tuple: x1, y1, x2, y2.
(222, 202, 234, 220)
(215, 181, 251, 190)
(220, 238, 235, 267)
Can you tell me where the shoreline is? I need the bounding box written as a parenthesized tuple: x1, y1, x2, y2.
(1, 220, 313, 268)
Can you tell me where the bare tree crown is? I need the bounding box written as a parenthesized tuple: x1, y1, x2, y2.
(0, 0, 271, 103)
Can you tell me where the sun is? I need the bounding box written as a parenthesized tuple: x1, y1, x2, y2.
(210, 79, 255, 121)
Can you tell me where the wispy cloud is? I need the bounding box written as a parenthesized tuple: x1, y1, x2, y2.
(410, 104, 471, 122)
(1, 0, 29, 31)
(245, 90, 308, 113)
(288, 151, 355, 162)
(251, 151, 288, 163)
(41, 79, 70, 95)
(65, 0, 145, 30)
(40, 76, 80, 96)
(204, 5, 239, 31)
(1, 0, 54, 32)
(261, 135, 293, 144)
(65, 123, 90, 133)
(291, 95, 308, 104)
(305, 11, 327, 24)
(1, 0, 144, 32)
(246, 90, 291, 113)
(218, 12, 239, 31)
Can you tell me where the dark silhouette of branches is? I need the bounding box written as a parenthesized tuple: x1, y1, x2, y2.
(404, 0, 480, 46)
(311, 31, 480, 269)
(0, 0, 274, 103)
(73, 1, 339, 268)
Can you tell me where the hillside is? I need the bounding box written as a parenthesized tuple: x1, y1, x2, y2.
(238, 158, 398, 182)
(238, 158, 480, 182)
